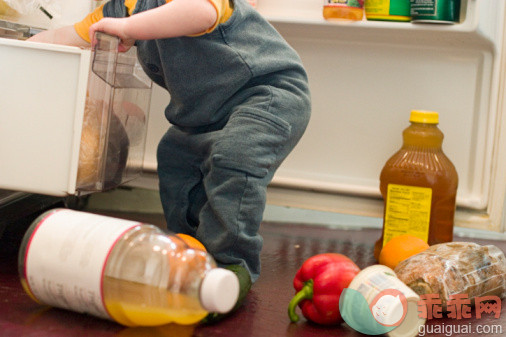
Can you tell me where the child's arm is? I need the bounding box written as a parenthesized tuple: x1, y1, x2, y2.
(27, 25, 90, 47)
(89, 0, 218, 52)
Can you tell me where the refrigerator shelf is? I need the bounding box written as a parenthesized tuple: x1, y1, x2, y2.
(0, 33, 152, 197)
(261, 0, 502, 49)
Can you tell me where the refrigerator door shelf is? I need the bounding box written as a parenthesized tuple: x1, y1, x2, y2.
(0, 19, 44, 40)
(0, 35, 152, 197)
(259, 0, 500, 48)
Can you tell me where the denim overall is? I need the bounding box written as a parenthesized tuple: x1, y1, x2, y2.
(104, 0, 311, 282)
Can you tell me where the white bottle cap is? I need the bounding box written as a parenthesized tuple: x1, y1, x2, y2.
(200, 268, 240, 313)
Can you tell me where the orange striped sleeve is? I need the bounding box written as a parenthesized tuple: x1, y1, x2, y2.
(190, 0, 233, 36)
(73, 1, 137, 43)
(74, 5, 105, 43)
(74, 0, 231, 42)
(125, 0, 138, 15)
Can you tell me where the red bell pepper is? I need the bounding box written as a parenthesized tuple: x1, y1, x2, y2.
(288, 253, 360, 325)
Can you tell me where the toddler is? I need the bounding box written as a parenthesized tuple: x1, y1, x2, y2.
(29, 0, 311, 284)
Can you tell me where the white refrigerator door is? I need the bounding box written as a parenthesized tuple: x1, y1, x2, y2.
(141, 0, 506, 230)
(260, 0, 505, 210)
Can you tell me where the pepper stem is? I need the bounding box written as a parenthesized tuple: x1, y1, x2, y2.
(287, 279, 314, 323)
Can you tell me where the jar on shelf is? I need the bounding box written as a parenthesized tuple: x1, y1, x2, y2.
(323, 0, 365, 21)
(365, 0, 411, 22)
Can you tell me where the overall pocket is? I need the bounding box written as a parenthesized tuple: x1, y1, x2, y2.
(211, 108, 291, 178)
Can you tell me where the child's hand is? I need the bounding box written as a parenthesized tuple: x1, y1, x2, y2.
(89, 17, 135, 53)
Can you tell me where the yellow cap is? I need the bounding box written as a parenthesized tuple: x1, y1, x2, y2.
(410, 110, 439, 124)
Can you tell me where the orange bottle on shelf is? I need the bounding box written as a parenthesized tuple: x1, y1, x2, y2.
(374, 110, 458, 260)
(323, 0, 365, 21)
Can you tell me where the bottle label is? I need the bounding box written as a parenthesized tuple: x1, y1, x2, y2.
(383, 184, 431, 245)
(365, 0, 410, 17)
(411, 0, 437, 16)
(411, 0, 460, 23)
(323, 0, 364, 9)
(22, 209, 140, 320)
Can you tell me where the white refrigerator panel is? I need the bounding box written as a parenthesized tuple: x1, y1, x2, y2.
(0, 39, 90, 196)
(273, 38, 494, 209)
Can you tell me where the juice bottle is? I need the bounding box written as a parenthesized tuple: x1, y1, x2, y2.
(18, 209, 239, 326)
(323, 0, 365, 21)
(374, 110, 458, 260)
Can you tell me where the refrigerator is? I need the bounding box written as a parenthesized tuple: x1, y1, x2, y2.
(0, 0, 505, 237)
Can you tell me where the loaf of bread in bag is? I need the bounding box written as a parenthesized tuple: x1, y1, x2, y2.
(77, 97, 129, 189)
(394, 242, 506, 308)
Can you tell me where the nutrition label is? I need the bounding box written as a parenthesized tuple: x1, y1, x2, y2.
(383, 184, 432, 245)
(23, 210, 140, 319)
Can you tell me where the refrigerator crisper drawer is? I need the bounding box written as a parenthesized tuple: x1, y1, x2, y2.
(0, 33, 152, 196)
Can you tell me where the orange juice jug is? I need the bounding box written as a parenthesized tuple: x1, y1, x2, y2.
(323, 0, 365, 21)
(374, 110, 458, 260)
(18, 209, 239, 326)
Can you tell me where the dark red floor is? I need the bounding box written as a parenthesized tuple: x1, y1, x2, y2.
(1, 211, 505, 336)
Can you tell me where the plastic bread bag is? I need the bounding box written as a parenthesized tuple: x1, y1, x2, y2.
(394, 242, 506, 310)
(77, 97, 129, 190)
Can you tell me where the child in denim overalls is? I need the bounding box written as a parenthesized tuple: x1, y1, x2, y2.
(29, 0, 311, 287)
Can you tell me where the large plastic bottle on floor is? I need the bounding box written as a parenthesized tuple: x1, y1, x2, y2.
(374, 110, 458, 260)
(18, 209, 239, 327)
